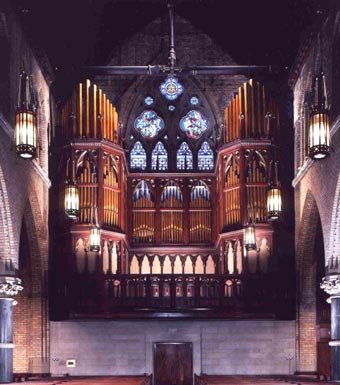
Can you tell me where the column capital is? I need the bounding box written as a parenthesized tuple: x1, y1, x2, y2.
(321, 274, 340, 298)
(0, 275, 23, 298)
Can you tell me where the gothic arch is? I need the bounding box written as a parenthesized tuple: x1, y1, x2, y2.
(328, 171, 340, 265)
(296, 190, 323, 373)
(0, 164, 16, 267)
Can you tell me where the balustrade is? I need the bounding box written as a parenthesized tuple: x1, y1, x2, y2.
(51, 272, 293, 319)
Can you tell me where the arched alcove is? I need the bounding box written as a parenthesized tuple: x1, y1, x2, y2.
(296, 191, 326, 374)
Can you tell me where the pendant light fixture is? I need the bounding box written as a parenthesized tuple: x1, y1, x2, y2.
(89, 207, 101, 252)
(267, 160, 282, 221)
(244, 220, 256, 251)
(64, 159, 79, 219)
(14, 71, 37, 159)
(308, 34, 330, 160)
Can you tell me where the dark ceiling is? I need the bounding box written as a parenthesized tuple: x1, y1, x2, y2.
(11, 0, 330, 103)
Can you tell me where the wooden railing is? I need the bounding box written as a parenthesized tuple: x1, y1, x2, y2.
(51, 272, 294, 320)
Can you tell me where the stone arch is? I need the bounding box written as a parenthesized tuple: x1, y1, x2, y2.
(13, 189, 49, 373)
(327, 172, 340, 265)
(296, 190, 323, 373)
(0, 164, 16, 267)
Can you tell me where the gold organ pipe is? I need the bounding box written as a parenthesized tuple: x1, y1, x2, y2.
(106, 99, 110, 141)
(93, 84, 97, 138)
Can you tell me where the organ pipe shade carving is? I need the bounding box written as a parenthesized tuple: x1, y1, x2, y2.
(15, 72, 37, 159)
(64, 183, 79, 219)
(308, 72, 330, 160)
(244, 222, 256, 250)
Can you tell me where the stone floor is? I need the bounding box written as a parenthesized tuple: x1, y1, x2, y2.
(7, 375, 340, 385)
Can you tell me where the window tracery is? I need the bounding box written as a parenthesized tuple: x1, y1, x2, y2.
(198, 141, 214, 170)
(134, 110, 164, 139)
(130, 141, 147, 170)
(179, 110, 209, 139)
(177, 142, 193, 170)
(152, 142, 168, 171)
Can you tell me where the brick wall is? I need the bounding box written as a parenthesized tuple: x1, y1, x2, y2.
(292, 9, 340, 373)
(0, 2, 53, 374)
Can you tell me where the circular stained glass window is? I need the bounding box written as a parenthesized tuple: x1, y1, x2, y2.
(134, 110, 165, 139)
(190, 96, 199, 105)
(159, 76, 184, 101)
(168, 105, 175, 111)
(179, 110, 209, 139)
(144, 96, 154, 105)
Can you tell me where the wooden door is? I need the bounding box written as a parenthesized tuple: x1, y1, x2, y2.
(153, 342, 193, 385)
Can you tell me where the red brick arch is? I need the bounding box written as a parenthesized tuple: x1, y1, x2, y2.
(296, 190, 322, 373)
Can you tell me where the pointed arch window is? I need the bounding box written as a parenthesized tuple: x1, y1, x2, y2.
(177, 142, 193, 170)
(130, 141, 147, 170)
(152, 141, 168, 171)
(198, 141, 214, 170)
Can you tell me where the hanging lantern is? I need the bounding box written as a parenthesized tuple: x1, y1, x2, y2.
(308, 72, 330, 160)
(267, 161, 282, 221)
(244, 222, 256, 251)
(267, 187, 282, 221)
(89, 206, 100, 252)
(64, 159, 79, 219)
(64, 182, 79, 219)
(89, 225, 101, 252)
(15, 71, 37, 159)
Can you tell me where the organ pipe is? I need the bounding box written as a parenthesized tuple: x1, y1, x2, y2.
(61, 79, 118, 143)
(224, 79, 279, 143)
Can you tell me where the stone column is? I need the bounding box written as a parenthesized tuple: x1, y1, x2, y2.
(321, 272, 340, 381)
(0, 275, 23, 383)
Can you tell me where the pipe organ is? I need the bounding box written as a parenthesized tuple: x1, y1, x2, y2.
(218, 78, 279, 274)
(58, 79, 126, 275)
(52, 76, 288, 320)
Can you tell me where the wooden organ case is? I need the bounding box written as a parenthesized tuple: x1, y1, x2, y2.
(51, 78, 294, 321)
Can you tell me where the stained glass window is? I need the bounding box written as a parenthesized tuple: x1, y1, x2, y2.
(168, 105, 175, 111)
(159, 76, 184, 101)
(190, 96, 199, 105)
(179, 110, 209, 139)
(130, 141, 147, 170)
(177, 142, 193, 170)
(134, 110, 164, 139)
(152, 142, 168, 171)
(144, 96, 154, 105)
(198, 141, 214, 170)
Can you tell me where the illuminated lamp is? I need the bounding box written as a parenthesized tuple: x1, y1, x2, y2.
(15, 72, 37, 159)
(89, 225, 101, 252)
(244, 221, 256, 251)
(64, 182, 79, 219)
(308, 72, 330, 160)
(267, 160, 282, 221)
(89, 207, 100, 252)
